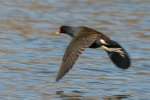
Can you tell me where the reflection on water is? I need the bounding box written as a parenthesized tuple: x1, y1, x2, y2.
(0, 0, 150, 100)
(56, 91, 129, 100)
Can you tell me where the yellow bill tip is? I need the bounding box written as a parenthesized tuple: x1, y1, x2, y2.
(55, 32, 60, 35)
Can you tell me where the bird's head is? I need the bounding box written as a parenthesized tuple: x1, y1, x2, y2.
(56, 25, 80, 37)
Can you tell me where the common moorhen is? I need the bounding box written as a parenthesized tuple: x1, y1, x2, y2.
(56, 26, 131, 81)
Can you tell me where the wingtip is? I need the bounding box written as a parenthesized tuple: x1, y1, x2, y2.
(56, 79, 59, 82)
(56, 75, 59, 82)
(56, 77, 60, 82)
(56, 73, 63, 82)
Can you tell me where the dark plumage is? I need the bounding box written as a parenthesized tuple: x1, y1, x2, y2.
(56, 26, 131, 81)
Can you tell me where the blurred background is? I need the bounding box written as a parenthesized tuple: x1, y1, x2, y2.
(0, 0, 150, 100)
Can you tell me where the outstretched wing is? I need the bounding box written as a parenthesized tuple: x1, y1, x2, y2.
(56, 34, 98, 81)
(102, 40, 131, 69)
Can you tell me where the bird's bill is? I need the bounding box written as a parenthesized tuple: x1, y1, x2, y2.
(55, 31, 60, 35)
(51, 31, 61, 35)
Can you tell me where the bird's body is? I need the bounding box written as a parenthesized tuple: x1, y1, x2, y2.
(56, 26, 131, 81)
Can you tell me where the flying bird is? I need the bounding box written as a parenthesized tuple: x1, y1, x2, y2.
(56, 26, 131, 81)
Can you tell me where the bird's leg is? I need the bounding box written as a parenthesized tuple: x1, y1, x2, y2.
(101, 45, 125, 57)
(101, 45, 121, 52)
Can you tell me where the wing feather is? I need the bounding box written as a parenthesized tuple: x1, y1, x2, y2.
(56, 34, 98, 81)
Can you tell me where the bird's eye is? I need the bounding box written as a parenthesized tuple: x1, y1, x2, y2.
(60, 27, 64, 33)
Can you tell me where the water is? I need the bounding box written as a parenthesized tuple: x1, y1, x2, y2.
(0, 0, 150, 100)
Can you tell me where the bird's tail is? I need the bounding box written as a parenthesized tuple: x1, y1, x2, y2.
(101, 40, 131, 69)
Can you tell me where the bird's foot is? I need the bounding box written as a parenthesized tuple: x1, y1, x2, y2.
(101, 46, 125, 57)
